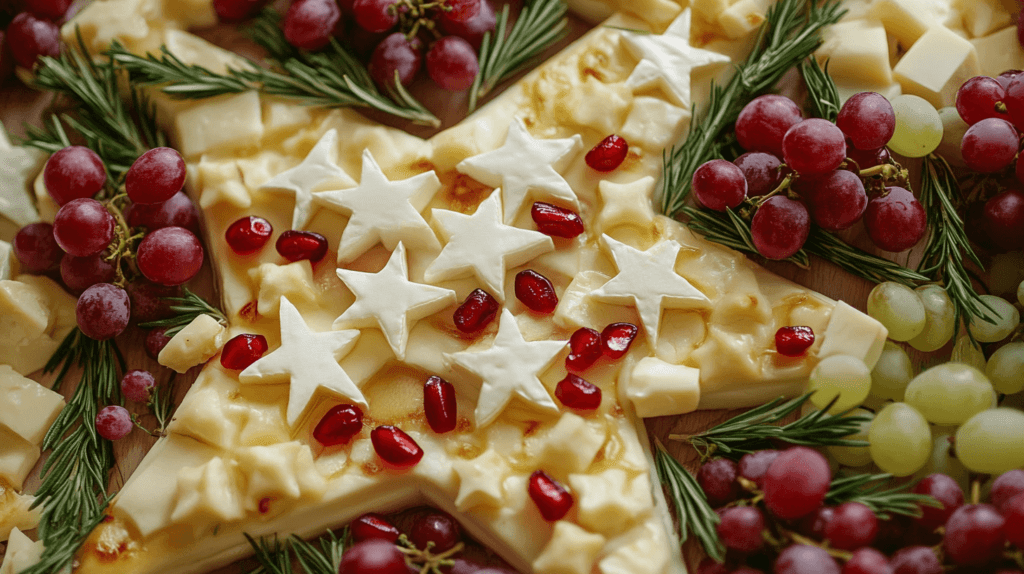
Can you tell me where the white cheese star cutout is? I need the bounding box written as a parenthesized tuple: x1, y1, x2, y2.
(239, 296, 365, 426)
(424, 191, 553, 299)
(589, 235, 711, 346)
(334, 242, 456, 361)
(620, 8, 730, 108)
(447, 309, 565, 427)
(0, 123, 44, 228)
(456, 118, 582, 224)
(314, 149, 441, 263)
(258, 129, 356, 230)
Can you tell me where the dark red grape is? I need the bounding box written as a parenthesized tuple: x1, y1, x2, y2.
(796, 505, 834, 540)
(863, 186, 926, 252)
(697, 458, 739, 507)
(737, 449, 779, 487)
(283, 0, 341, 51)
(845, 144, 889, 170)
(136, 226, 204, 286)
(889, 545, 941, 574)
(774, 544, 840, 574)
(442, 0, 479, 22)
(352, 0, 397, 33)
(841, 547, 890, 574)
(6, 12, 59, 68)
(0, 32, 13, 84)
(53, 198, 116, 257)
(43, 146, 107, 206)
(716, 506, 765, 553)
(782, 119, 847, 175)
(1003, 75, 1024, 130)
(824, 502, 877, 550)
(60, 253, 115, 292)
(127, 280, 179, 324)
(410, 511, 461, 552)
(733, 152, 782, 197)
(750, 196, 810, 260)
(961, 117, 1019, 173)
(836, 92, 896, 150)
(426, 36, 479, 91)
(692, 159, 747, 211)
(808, 169, 867, 231)
(762, 447, 830, 520)
(126, 191, 200, 234)
(76, 282, 130, 340)
(120, 369, 156, 402)
(956, 76, 1008, 125)
(983, 188, 1024, 251)
(95, 405, 133, 440)
(991, 469, 1024, 513)
(213, 0, 271, 21)
(338, 539, 407, 574)
(26, 0, 71, 19)
(145, 327, 172, 360)
(997, 70, 1021, 91)
(369, 32, 422, 88)
(943, 504, 1006, 566)
(911, 473, 964, 531)
(13, 222, 62, 273)
(125, 147, 186, 205)
(735, 94, 802, 158)
(439, 0, 495, 50)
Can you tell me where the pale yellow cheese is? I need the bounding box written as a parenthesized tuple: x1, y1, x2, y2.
(955, 0, 1012, 38)
(868, 0, 947, 47)
(0, 528, 43, 574)
(158, 314, 227, 374)
(194, 155, 253, 210)
(598, 519, 672, 574)
(170, 457, 245, 529)
(0, 428, 39, 491)
(568, 469, 654, 537)
(818, 301, 888, 370)
(972, 26, 1024, 77)
(627, 356, 700, 417)
(0, 487, 39, 542)
(532, 521, 606, 574)
(173, 91, 264, 158)
(529, 413, 607, 476)
(0, 280, 59, 376)
(618, 96, 691, 151)
(0, 241, 16, 282)
(718, 0, 771, 39)
(0, 365, 64, 445)
(452, 449, 511, 511)
(893, 25, 981, 108)
(249, 261, 318, 317)
(816, 19, 893, 88)
(162, 29, 248, 75)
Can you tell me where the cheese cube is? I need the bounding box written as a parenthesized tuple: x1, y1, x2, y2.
(0, 488, 39, 542)
(195, 156, 252, 210)
(163, 30, 250, 75)
(893, 25, 981, 108)
(532, 521, 605, 574)
(868, 0, 945, 47)
(158, 314, 226, 374)
(568, 469, 654, 537)
(598, 519, 672, 574)
(0, 528, 43, 574)
(972, 26, 1024, 77)
(0, 427, 39, 490)
(718, 0, 771, 40)
(0, 365, 64, 445)
(173, 91, 264, 158)
(955, 0, 1011, 38)
(619, 96, 691, 151)
(818, 301, 887, 370)
(531, 413, 606, 476)
(249, 261, 318, 317)
(170, 457, 245, 527)
(0, 280, 59, 376)
(816, 19, 892, 87)
(627, 356, 700, 417)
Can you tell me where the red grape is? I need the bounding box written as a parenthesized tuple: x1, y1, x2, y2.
(53, 198, 116, 257)
(824, 502, 877, 550)
(95, 405, 133, 441)
(716, 506, 765, 553)
(735, 94, 802, 158)
(863, 186, 926, 252)
(43, 146, 107, 206)
(808, 169, 867, 231)
(774, 544, 840, 574)
(956, 76, 1009, 125)
(796, 506, 834, 540)
(733, 152, 782, 197)
(943, 504, 1006, 566)
(338, 539, 407, 574)
(60, 253, 116, 292)
(13, 222, 62, 273)
(737, 449, 779, 487)
(912, 473, 963, 531)
(991, 469, 1024, 512)
(426, 36, 479, 91)
(836, 92, 896, 150)
(120, 369, 156, 402)
(782, 119, 847, 175)
(1004, 493, 1024, 548)
(762, 447, 830, 520)
(889, 546, 941, 574)
(126, 191, 200, 234)
(998, 69, 1021, 91)
(410, 511, 461, 552)
(692, 159, 747, 211)
(439, 0, 495, 50)
(136, 226, 204, 286)
(213, 0, 270, 21)
(841, 548, 890, 574)
(369, 32, 422, 88)
(961, 117, 1019, 173)
(845, 144, 889, 170)
(1004, 75, 1024, 130)
(145, 327, 172, 359)
(283, 0, 341, 51)
(76, 283, 131, 340)
(0, 33, 13, 84)
(27, 0, 71, 19)
(126, 280, 179, 324)
(6, 12, 59, 69)
(352, 0, 397, 33)
(125, 147, 186, 205)
(983, 188, 1024, 251)
(442, 0, 479, 22)
(697, 458, 739, 507)
(750, 196, 810, 260)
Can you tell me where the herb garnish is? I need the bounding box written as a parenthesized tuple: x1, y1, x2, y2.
(654, 440, 725, 562)
(826, 473, 941, 519)
(245, 530, 348, 574)
(138, 288, 228, 338)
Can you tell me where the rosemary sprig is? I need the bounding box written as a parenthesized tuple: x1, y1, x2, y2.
(660, 0, 845, 217)
(682, 205, 811, 268)
(826, 473, 941, 520)
(654, 440, 725, 562)
(467, 0, 568, 111)
(138, 288, 228, 337)
(800, 57, 839, 122)
(24, 329, 125, 574)
(245, 529, 348, 574)
(918, 154, 994, 331)
(670, 394, 870, 461)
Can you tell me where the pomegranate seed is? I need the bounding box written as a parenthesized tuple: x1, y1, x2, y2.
(554, 374, 602, 410)
(226, 216, 273, 255)
(258, 497, 272, 513)
(528, 470, 573, 521)
(531, 202, 584, 238)
(220, 333, 269, 370)
(240, 300, 259, 322)
(313, 404, 364, 446)
(424, 376, 457, 434)
(585, 134, 628, 171)
(514, 270, 558, 313)
(276, 230, 328, 262)
(601, 322, 638, 359)
(371, 425, 423, 468)
(351, 513, 401, 543)
(775, 326, 814, 357)
(566, 327, 602, 371)
(453, 288, 499, 332)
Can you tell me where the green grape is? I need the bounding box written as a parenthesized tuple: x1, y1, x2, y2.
(828, 408, 873, 467)
(989, 252, 1024, 295)
(915, 433, 970, 493)
(955, 408, 1024, 474)
(986, 341, 1024, 395)
(1018, 279, 1024, 307)
(904, 362, 994, 425)
(869, 402, 931, 477)
(951, 334, 986, 371)
(907, 285, 955, 352)
(809, 355, 871, 413)
(968, 295, 1019, 343)
(888, 94, 943, 158)
(935, 106, 968, 166)
(867, 282, 926, 341)
(869, 341, 914, 401)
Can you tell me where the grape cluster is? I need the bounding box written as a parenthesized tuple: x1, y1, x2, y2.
(0, 0, 72, 83)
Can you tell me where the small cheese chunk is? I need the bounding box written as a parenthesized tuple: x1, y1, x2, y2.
(0, 365, 64, 445)
(0, 428, 39, 490)
(237, 402, 290, 447)
(628, 356, 700, 417)
(598, 519, 672, 574)
(893, 25, 981, 108)
(158, 314, 226, 374)
(0, 280, 63, 376)
(532, 521, 606, 574)
(170, 457, 245, 528)
(718, 0, 771, 39)
(531, 413, 606, 476)
(163, 30, 249, 75)
(0, 527, 43, 574)
(453, 449, 511, 511)
(597, 177, 657, 235)
(568, 469, 655, 537)
(195, 155, 252, 210)
(955, 0, 1011, 38)
(249, 261, 318, 317)
(554, 270, 637, 331)
(0, 487, 39, 542)
(0, 241, 15, 281)
(868, 0, 945, 47)
(972, 26, 1024, 77)
(58, 0, 149, 53)
(173, 91, 264, 158)
(818, 301, 887, 370)
(618, 96, 691, 151)
(235, 442, 327, 511)
(816, 19, 893, 87)
(167, 385, 245, 449)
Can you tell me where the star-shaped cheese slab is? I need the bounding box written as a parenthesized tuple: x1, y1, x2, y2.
(620, 8, 730, 108)
(0, 122, 44, 228)
(447, 309, 564, 427)
(456, 118, 582, 224)
(424, 191, 553, 298)
(258, 129, 356, 230)
(314, 149, 441, 263)
(589, 235, 711, 346)
(239, 296, 365, 426)
(334, 243, 456, 360)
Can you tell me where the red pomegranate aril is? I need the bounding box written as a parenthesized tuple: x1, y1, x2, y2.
(531, 202, 584, 238)
(775, 326, 814, 357)
(284, 0, 341, 51)
(515, 269, 557, 313)
(226, 216, 274, 255)
(95, 405, 133, 441)
(601, 322, 637, 359)
(60, 253, 116, 293)
(53, 198, 116, 257)
(213, 0, 271, 21)
(566, 327, 602, 371)
(127, 191, 200, 234)
(453, 288, 499, 332)
(351, 513, 401, 543)
(410, 511, 461, 552)
(371, 425, 423, 468)
(76, 283, 131, 340)
(424, 375, 457, 434)
(220, 333, 269, 370)
(145, 327, 172, 360)
(276, 230, 328, 262)
(585, 134, 628, 171)
(313, 404, 364, 446)
(125, 147, 187, 204)
(528, 470, 573, 521)
(137, 226, 204, 286)
(554, 374, 601, 410)
(7, 12, 59, 69)
(338, 539, 407, 574)
(14, 222, 63, 273)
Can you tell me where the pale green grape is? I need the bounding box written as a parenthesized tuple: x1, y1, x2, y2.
(955, 408, 1024, 474)
(935, 106, 969, 166)
(867, 282, 926, 341)
(888, 95, 943, 158)
(904, 362, 994, 425)
(951, 334, 986, 371)
(968, 295, 1019, 343)
(869, 341, 914, 401)
(986, 341, 1024, 395)
(907, 285, 955, 352)
(989, 252, 1024, 295)
(828, 408, 874, 467)
(869, 402, 931, 476)
(809, 355, 872, 413)
(915, 433, 970, 493)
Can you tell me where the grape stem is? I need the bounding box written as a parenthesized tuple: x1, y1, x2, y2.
(397, 535, 465, 574)
(103, 196, 145, 287)
(750, 171, 795, 209)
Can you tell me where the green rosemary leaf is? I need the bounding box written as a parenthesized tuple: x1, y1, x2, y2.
(291, 530, 346, 574)
(826, 473, 940, 520)
(245, 534, 295, 574)
(800, 57, 840, 121)
(654, 441, 725, 562)
(803, 226, 929, 287)
(138, 288, 227, 337)
(681, 205, 811, 268)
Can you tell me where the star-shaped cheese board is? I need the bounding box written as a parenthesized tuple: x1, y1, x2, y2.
(2, 0, 1024, 572)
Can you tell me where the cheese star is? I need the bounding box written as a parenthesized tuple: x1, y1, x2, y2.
(0, 123, 43, 228)
(424, 191, 553, 299)
(456, 118, 582, 224)
(334, 242, 456, 360)
(239, 296, 365, 426)
(314, 149, 441, 263)
(447, 309, 564, 427)
(258, 129, 356, 230)
(596, 176, 656, 232)
(589, 235, 711, 345)
(620, 8, 730, 108)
